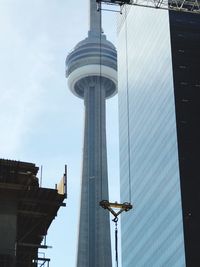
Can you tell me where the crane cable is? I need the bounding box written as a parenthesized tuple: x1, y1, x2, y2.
(98, 3, 133, 267)
(113, 217, 119, 267)
(98, 5, 120, 266)
(99, 0, 103, 201)
(98, 2, 132, 202)
(124, 4, 132, 204)
(99, 7, 121, 267)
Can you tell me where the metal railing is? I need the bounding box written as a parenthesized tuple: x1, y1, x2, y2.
(0, 252, 50, 267)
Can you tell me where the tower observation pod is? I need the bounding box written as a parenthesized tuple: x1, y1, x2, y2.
(66, 0, 117, 266)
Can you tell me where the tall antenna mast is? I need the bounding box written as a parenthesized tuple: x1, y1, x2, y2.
(89, 0, 101, 32)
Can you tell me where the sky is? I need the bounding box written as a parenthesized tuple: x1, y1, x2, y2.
(0, 1, 120, 266)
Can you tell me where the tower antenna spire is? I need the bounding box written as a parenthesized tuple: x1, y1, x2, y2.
(89, 0, 101, 34)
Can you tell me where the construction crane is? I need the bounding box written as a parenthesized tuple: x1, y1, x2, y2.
(97, 0, 200, 13)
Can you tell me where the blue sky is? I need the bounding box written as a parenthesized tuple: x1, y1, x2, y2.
(0, 1, 120, 266)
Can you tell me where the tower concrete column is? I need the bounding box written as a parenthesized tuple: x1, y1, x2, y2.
(66, 1, 117, 265)
(77, 77, 112, 266)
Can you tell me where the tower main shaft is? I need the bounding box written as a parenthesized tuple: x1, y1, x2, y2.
(77, 77, 112, 266)
(66, 1, 117, 266)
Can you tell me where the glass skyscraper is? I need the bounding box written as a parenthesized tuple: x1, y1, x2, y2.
(117, 6, 200, 267)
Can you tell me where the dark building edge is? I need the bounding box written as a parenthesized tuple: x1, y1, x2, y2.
(169, 10, 200, 266)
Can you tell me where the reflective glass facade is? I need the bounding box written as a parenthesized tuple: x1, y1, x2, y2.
(169, 11, 200, 266)
(117, 7, 186, 266)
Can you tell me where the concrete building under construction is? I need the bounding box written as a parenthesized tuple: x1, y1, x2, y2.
(0, 159, 66, 267)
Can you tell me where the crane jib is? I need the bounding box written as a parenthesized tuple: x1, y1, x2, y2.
(96, 0, 200, 14)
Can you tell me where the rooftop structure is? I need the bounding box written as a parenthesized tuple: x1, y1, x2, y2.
(0, 159, 66, 267)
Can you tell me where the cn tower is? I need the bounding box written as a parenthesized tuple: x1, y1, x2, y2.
(66, 0, 117, 266)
